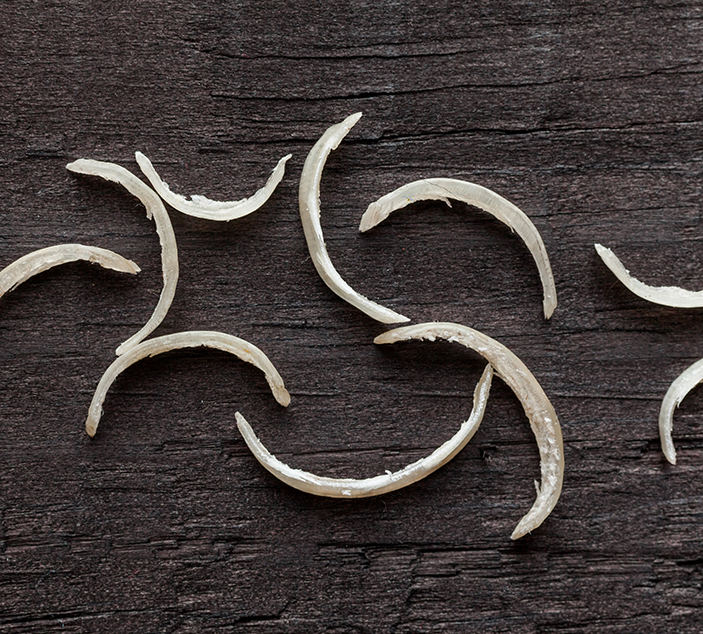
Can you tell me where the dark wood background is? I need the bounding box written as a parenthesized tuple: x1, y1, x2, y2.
(2, 1, 703, 632)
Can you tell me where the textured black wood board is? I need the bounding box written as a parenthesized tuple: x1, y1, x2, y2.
(2, 1, 703, 632)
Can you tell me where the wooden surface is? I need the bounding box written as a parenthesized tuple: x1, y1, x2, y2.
(2, 1, 703, 632)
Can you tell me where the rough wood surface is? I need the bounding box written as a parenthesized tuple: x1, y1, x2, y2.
(2, 1, 703, 632)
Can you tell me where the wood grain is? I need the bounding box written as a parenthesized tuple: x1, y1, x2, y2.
(2, 1, 703, 631)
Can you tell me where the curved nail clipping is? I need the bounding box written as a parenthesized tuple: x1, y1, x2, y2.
(135, 151, 292, 221)
(596, 243, 703, 308)
(86, 331, 290, 438)
(236, 363, 492, 498)
(299, 113, 409, 324)
(361, 178, 557, 320)
(0, 244, 139, 298)
(374, 322, 563, 540)
(67, 159, 178, 356)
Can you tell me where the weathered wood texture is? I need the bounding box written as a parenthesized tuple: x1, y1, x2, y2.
(2, 1, 703, 632)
